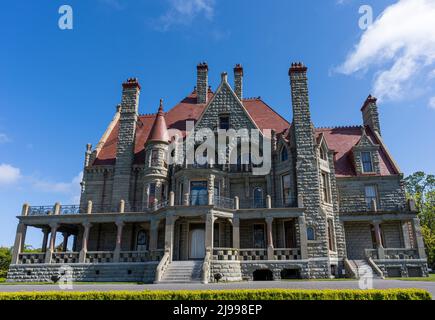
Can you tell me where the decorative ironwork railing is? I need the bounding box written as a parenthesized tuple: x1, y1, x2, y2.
(213, 196, 235, 210)
(28, 206, 54, 216)
(60, 205, 83, 215)
(18, 253, 46, 264)
(239, 199, 267, 209)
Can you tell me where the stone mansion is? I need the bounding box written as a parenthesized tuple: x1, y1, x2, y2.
(7, 62, 428, 283)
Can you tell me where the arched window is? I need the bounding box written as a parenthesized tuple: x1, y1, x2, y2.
(281, 147, 289, 162)
(307, 226, 315, 241)
(253, 187, 264, 208)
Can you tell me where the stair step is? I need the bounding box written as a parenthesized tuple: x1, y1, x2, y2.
(158, 261, 204, 284)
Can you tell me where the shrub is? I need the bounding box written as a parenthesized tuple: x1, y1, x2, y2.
(0, 247, 11, 278)
(0, 289, 430, 300)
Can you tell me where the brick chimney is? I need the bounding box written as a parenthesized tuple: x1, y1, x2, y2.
(361, 95, 381, 135)
(197, 62, 208, 104)
(234, 64, 243, 100)
(111, 78, 141, 210)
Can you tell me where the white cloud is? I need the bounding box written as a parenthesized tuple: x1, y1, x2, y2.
(31, 172, 83, 195)
(0, 164, 21, 185)
(0, 133, 10, 144)
(337, 0, 435, 102)
(157, 0, 215, 31)
(429, 97, 435, 109)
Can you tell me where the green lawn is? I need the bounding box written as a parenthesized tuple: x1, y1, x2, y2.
(389, 274, 435, 282)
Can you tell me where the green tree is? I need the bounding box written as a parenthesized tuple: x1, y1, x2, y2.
(405, 172, 435, 268)
(0, 247, 12, 278)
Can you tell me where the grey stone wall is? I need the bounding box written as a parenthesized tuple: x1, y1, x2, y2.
(7, 263, 158, 283)
(374, 260, 428, 278)
(240, 261, 310, 280)
(382, 222, 404, 248)
(337, 176, 406, 213)
(344, 222, 373, 259)
(210, 261, 242, 282)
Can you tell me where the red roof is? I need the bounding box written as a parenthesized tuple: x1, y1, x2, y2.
(93, 91, 398, 177)
(147, 100, 169, 144)
(316, 126, 398, 177)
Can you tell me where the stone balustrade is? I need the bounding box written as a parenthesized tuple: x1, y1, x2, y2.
(365, 248, 420, 260)
(86, 251, 114, 263)
(238, 249, 268, 261)
(52, 252, 80, 264)
(18, 253, 45, 264)
(273, 248, 302, 260)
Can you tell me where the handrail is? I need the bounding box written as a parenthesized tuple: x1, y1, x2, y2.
(202, 247, 212, 284)
(343, 258, 358, 279)
(367, 257, 384, 279)
(155, 248, 171, 283)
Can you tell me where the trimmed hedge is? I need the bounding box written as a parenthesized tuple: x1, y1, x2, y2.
(0, 289, 431, 300)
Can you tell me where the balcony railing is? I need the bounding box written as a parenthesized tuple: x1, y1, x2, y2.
(28, 206, 54, 216)
(18, 253, 46, 264)
(52, 252, 80, 264)
(273, 248, 301, 260)
(86, 251, 114, 263)
(213, 196, 235, 210)
(365, 248, 420, 260)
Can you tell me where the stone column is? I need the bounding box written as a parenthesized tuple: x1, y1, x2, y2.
(62, 232, 69, 252)
(373, 221, 385, 259)
(205, 213, 215, 250)
(412, 218, 427, 259)
(45, 223, 59, 263)
(266, 217, 274, 260)
(41, 228, 49, 253)
(149, 219, 160, 251)
(208, 175, 215, 205)
(11, 222, 27, 264)
(298, 216, 308, 259)
(113, 221, 124, 262)
(401, 220, 412, 248)
(164, 216, 177, 262)
(232, 217, 240, 249)
(79, 222, 92, 263)
(169, 191, 175, 207)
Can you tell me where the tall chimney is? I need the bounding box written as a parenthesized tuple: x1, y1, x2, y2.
(234, 64, 243, 99)
(289, 62, 328, 259)
(111, 78, 141, 210)
(361, 95, 381, 135)
(197, 62, 208, 104)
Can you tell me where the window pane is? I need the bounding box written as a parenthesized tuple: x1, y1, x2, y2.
(361, 152, 373, 172)
(365, 185, 377, 209)
(281, 148, 288, 162)
(282, 175, 291, 205)
(219, 116, 229, 130)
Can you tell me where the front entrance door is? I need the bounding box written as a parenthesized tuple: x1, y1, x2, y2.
(189, 228, 205, 259)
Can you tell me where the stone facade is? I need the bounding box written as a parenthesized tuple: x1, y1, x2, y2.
(8, 62, 428, 283)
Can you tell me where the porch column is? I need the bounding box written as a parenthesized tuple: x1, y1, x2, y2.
(45, 223, 59, 263)
(113, 221, 124, 262)
(183, 178, 190, 206)
(62, 232, 69, 252)
(41, 228, 49, 253)
(79, 222, 92, 263)
(11, 222, 27, 264)
(298, 216, 308, 260)
(373, 221, 385, 259)
(266, 217, 274, 260)
(412, 218, 427, 259)
(164, 216, 177, 262)
(401, 220, 412, 248)
(232, 217, 240, 249)
(208, 175, 215, 205)
(205, 213, 215, 249)
(149, 219, 160, 251)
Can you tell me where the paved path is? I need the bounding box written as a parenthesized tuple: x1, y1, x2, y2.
(1, 280, 434, 298)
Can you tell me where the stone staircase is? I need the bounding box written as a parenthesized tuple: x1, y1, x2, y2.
(351, 260, 382, 279)
(159, 261, 203, 283)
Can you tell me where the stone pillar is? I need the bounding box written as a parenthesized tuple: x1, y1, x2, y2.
(21, 203, 30, 216)
(266, 217, 274, 260)
(169, 191, 175, 207)
(87, 200, 93, 214)
(54, 202, 61, 215)
(79, 222, 92, 263)
(113, 221, 124, 262)
(11, 222, 27, 264)
(234, 196, 240, 210)
(298, 216, 308, 260)
(266, 195, 272, 209)
(149, 219, 160, 251)
(45, 224, 58, 263)
(205, 213, 215, 250)
(119, 200, 125, 213)
(412, 218, 427, 259)
(401, 220, 412, 248)
(62, 233, 69, 252)
(208, 175, 215, 205)
(232, 217, 240, 249)
(164, 216, 177, 262)
(41, 228, 49, 253)
(373, 221, 385, 259)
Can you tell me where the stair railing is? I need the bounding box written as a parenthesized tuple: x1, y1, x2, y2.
(202, 247, 212, 284)
(367, 257, 384, 279)
(155, 248, 171, 283)
(343, 258, 358, 279)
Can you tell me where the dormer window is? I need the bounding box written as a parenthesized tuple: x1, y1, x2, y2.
(361, 151, 374, 173)
(319, 147, 327, 161)
(219, 115, 230, 130)
(281, 147, 289, 162)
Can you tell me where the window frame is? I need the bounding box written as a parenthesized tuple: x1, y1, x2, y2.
(306, 226, 316, 241)
(281, 146, 289, 162)
(361, 151, 374, 173)
(281, 174, 292, 206)
(321, 172, 331, 204)
(365, 185, 378, 210)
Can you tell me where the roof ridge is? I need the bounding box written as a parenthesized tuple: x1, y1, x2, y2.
(316, 125, 362, 130)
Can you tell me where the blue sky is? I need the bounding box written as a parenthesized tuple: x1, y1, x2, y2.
(1, 0, 434, 247)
